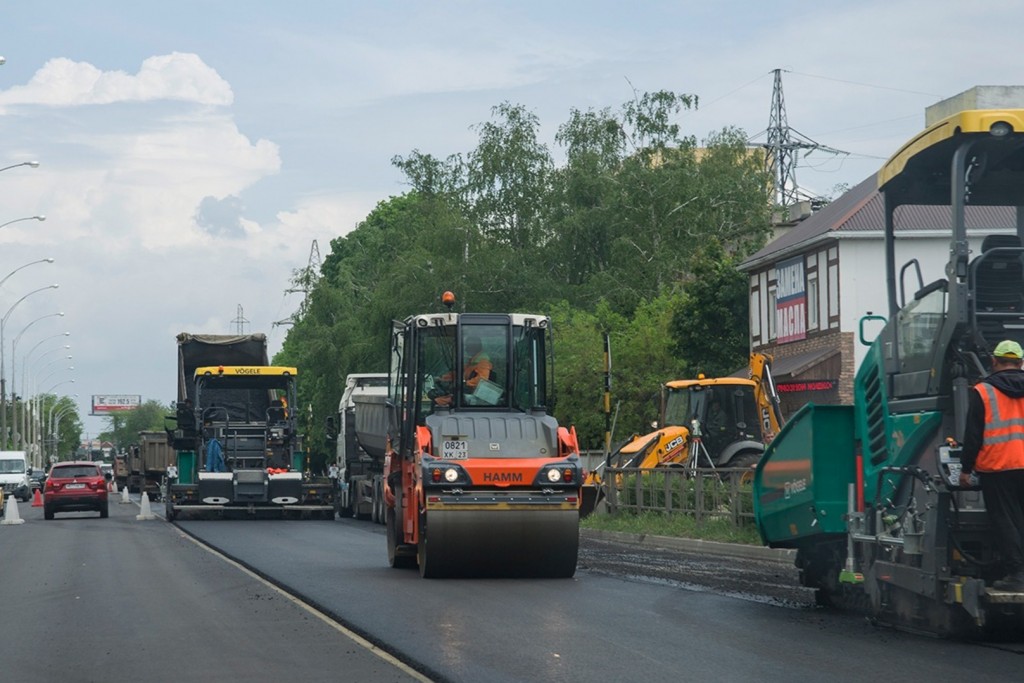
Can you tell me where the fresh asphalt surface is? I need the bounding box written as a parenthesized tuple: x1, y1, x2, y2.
(0, 494, 420, 683)
(3, 493, 1024, 683)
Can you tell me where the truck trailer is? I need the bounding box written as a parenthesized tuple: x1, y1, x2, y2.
(325, 373, 389, 522)
(165, 332, 334, 519)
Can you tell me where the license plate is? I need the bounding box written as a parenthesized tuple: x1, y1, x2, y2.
(441, 439, 468, 460)
(66, 483, 86, 489)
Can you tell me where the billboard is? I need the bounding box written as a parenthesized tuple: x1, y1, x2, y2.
(775, 256, 806, 344)
(91, 394, 142, 415)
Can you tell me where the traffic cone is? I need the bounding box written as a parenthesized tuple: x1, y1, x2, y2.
(120, 486, 131, 504)
(136, 492, 156, 521)
(32, 489, 43, 507)
(2, 495, 25, 525)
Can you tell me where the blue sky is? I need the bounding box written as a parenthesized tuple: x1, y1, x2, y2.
(1, 0, 1022, 439)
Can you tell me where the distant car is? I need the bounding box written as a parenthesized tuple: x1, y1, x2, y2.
(43, 461, 109, 520)
(28, 468, 47, 493)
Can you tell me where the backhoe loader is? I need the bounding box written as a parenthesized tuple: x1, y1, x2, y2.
(580, 353, 782, 516)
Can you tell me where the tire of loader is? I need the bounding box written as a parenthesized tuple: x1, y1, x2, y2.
(728, 451, 761, 486)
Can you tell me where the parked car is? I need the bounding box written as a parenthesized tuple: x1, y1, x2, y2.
(43, 462, 109, 520)
(28, 467, 47, 494)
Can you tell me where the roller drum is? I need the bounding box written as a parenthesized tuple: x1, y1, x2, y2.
(418, 508, 579, 578)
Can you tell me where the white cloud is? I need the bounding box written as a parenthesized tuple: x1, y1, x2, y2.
(0, 52, 233, 110)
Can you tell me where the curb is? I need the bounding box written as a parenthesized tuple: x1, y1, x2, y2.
(581, 528, 796, 564)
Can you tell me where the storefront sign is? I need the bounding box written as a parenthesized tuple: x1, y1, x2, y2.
(775, 256, 806, 344)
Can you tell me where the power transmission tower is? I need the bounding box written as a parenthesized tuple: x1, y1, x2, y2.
(762, 68, 848, 209)
(232, 304, 250, 334)
(274, 240, 322, 327)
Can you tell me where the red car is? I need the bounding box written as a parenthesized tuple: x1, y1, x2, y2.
(44, 462, 109, 520)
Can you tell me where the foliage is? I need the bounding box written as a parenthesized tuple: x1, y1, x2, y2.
(668, 243, 752, 377)
(100, 400, 172, 450)
(278, 89, 773, 448)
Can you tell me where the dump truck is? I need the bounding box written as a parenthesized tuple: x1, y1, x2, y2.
(581, 352, 783, 516)
(356, 292, 583, 577)
(165, 332, 334, 520)
(125, 431, 175, 500)
(125, 432, 172, 496)
(754, 103, 1024, 637)
(325, 373, 389, 522)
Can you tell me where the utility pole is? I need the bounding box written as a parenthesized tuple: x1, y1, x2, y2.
(763, 68, 848, 209)
(274, 239, 322, 327)
(231, 305, 249, 335)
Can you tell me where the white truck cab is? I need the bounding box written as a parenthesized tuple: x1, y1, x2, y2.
(0, 451, 31, 502)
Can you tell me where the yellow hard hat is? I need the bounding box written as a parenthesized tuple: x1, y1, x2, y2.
(993, 339, 1024, 359)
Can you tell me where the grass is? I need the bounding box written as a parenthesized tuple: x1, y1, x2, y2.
(580, 510, 763, 546)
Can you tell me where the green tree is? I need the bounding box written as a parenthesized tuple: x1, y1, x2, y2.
(101, 400, 172, 451)
(668, 243, 751, 378)
(278, 90, 774, 452)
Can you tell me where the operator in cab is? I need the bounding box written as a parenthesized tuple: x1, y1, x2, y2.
(959, 339, 1024, 591)
(430, 335, 493, 407)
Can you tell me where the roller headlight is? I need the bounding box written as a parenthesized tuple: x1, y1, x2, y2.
(444, 468, 459, 483)
(547, 468, 561, 483)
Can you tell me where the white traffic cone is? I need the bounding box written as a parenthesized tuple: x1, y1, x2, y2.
(2, 494, 26, 525)
(120, 486, 131, 504)
(136, 492, 156, 521)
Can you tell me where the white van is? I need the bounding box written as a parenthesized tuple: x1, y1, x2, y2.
(0, 451, 31, 502)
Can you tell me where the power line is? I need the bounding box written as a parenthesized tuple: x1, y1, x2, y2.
(783, 69, 944, 100)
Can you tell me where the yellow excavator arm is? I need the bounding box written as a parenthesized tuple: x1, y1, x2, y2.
(748, 352, 784, 443)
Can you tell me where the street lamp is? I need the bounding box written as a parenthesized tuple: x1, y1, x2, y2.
(49, 397, 79, 464)
(0, 160, 39, 174)
(1, 284, 59, 447)
(0, 215, 46, 231)
(10, 312, 65, 447)
(0, 257, 55, 293)
(42, 381, 75, 462)
(22, 340, 71, 458)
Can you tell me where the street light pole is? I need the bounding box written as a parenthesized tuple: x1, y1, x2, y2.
(0, 257, 55, 294)
(43, 381, 76, 462)
(1, 284, 59, 448)
(10, 312, 64, 446)
(50, 402, 77, 464)
(0, 160, 40, 174)
(0, 215, 46, 231)
(26, 345, 71, 459)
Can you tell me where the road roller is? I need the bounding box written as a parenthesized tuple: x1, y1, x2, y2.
(354, 292, 583, 577)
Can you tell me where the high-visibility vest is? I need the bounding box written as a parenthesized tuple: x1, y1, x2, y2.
(974, 382, 1024, 472)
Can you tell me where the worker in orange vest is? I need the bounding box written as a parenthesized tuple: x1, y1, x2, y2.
(960, 339, 1024, 591)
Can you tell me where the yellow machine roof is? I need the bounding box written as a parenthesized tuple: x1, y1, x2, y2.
(878, 108, 1024, 191)
(194, 366, 298, 378)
